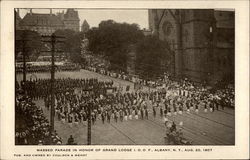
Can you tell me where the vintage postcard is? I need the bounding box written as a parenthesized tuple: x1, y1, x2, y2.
(0, 0, 249, 159)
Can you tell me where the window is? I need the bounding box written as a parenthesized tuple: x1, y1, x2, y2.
(162, 21, 173, 36)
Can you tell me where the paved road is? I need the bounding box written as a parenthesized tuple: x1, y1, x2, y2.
(17, 70, 235, 145)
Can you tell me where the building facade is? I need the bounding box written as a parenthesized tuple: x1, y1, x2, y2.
(15, 9, 22, 30)
(17, 9, 80, 36)
(81, 20, 90, 33)
(63, 9, 80, 32)
(148, 9, 234, 84)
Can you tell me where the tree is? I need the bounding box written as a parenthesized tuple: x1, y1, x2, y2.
(135, 35, 172, 80)
(15, 30, 43, 61)
(86, 20, 144, 71)
(54, 29, 84, 64)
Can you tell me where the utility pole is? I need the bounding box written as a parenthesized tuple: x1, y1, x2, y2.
(42, 33, 64, 135)
(22, 38, 27, 83)
(50, 34, 56, 132)
(87, 102, 92, 145)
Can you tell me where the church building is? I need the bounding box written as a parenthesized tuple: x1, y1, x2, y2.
(148, 9, 234, 84)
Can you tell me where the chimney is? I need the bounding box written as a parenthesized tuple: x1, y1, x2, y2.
(50, 9, 52, 16)
(30, 9, 32, 15)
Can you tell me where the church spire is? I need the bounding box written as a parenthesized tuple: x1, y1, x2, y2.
(81, 19, 90, 33)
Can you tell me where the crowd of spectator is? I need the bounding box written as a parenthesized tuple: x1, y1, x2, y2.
(15, 61, 234, 145)
(85, 65, 235, 109)
(15, 63, 80, 73)
(18, 74, 233, 131)
(15, 91, 62, 145)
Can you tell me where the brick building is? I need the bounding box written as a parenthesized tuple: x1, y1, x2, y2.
(148, 9, 234, 84)
(16, 9, 80, 35)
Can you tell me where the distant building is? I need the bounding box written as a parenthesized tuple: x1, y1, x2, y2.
(63, 9, 80, 32)
(15, 9, 22, 30)
(148, 9, 234, 84)
(17, 9, 80, 35)
(81, 20, 90, 33)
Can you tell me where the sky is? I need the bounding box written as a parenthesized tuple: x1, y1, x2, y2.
(18, 9, 149, 29)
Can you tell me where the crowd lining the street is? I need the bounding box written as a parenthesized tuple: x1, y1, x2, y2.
(15, 63, 80, 73)
(15, 91, 62, 145)
(15, 64, 234, 145)
(85, 65, 234, 109)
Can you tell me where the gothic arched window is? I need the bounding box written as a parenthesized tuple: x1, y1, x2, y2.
(162, 21, 173, 36)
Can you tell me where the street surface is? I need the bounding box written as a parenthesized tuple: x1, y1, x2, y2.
(16, 69, 235, 145)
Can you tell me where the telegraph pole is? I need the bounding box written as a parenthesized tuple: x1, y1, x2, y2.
(81, 35, 92, 145)
(42, 33, 64, 135)
(22, 35, 27, 83)
(87, 102, 92, 145)
(50, 33, 56, 132)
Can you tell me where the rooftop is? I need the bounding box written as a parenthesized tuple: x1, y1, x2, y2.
(20, 13, 64, 26)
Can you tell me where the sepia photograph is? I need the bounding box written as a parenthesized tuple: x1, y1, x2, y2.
(14, 8, 236, 146)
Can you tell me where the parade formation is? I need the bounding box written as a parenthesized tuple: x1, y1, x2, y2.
(14, 8, 235, 146)
(15, 66, 234, 145)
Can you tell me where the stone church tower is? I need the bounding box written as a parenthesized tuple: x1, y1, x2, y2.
(148, 9, 234, 84)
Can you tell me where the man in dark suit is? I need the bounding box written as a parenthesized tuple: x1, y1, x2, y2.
(67, 135, 74, 145)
